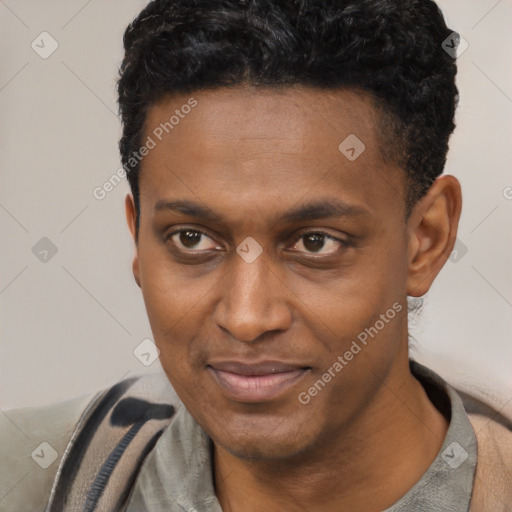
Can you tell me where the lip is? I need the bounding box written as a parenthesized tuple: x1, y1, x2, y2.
(207, 360, 310, 402)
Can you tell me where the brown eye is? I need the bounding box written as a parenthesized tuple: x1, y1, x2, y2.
(180, 230, 203, 249)
(303, 233, 327, 252)
(289, 231, 346, 255)
(168, 229, 220, 252)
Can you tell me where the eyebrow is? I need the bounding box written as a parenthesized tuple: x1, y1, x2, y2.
(282, 199, 368, 223)
(154, 200, 222, 221)
(153, 198, 368, 223)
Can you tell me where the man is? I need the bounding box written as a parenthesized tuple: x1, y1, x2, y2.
(1, 0, 511, 511)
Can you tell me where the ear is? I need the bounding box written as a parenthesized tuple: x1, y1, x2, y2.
(406, 175, 462, 297)
(125, 194, 141, 288)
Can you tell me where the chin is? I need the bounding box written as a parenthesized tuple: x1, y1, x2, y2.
(210, 414, 316, 461)
(220, 435, 309, 462)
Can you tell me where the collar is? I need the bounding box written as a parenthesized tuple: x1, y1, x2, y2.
(383, 361, 477, 511)
(126, 361, 477, 512)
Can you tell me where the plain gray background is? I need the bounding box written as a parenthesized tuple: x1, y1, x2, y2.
(1, 0, 511, 417)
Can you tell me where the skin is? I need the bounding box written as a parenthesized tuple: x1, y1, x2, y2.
(125, 84, 462, 511)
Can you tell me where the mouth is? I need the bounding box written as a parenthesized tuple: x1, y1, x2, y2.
(207, 360, 311, 403)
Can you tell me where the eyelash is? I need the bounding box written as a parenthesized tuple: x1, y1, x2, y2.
(165, 227, 349, 256)
(289, 231, 349, 255)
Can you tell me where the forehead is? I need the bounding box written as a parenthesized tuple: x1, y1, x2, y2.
(144, 85, 378, 155)
(138, 85, 405, 223)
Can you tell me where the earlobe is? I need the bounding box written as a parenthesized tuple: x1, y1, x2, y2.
(125, 194, 142, 288)
(406, 175, 462, 297)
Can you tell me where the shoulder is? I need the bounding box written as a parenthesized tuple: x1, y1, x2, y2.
(468, 414, 512, 511)
(0, 391, 97, 512)
(458, 392, 512, 511)
(0, 372, 180, 512)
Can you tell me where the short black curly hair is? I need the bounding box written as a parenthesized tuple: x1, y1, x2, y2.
(117, 0, 458, 228)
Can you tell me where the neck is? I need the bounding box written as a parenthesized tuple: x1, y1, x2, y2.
(213, 360, 449, 512)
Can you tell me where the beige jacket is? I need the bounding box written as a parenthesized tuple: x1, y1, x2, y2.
(468, 413, 512, 511)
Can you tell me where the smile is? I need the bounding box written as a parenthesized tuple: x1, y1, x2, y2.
(207, 361, 310, 403)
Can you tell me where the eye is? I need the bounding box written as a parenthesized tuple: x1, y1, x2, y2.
(168, 228, 220, 252)
(288, 231, 347, 255)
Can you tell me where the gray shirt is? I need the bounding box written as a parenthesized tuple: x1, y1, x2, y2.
(125, 361, 478, 511)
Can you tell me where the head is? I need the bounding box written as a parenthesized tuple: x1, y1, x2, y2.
(118, 0, 461, 460)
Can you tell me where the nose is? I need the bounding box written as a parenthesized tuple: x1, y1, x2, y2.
(213, 250, 293, 343)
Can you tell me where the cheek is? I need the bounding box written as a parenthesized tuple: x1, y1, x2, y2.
(287, 240, 408, 379)
(290, 249, 406, 333)
(297, 278, 406, 369)
(136, 244, 221, 379)
(137, 243, 208, 332)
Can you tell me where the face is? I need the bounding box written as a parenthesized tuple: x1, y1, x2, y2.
(127, 85, 415, 460)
